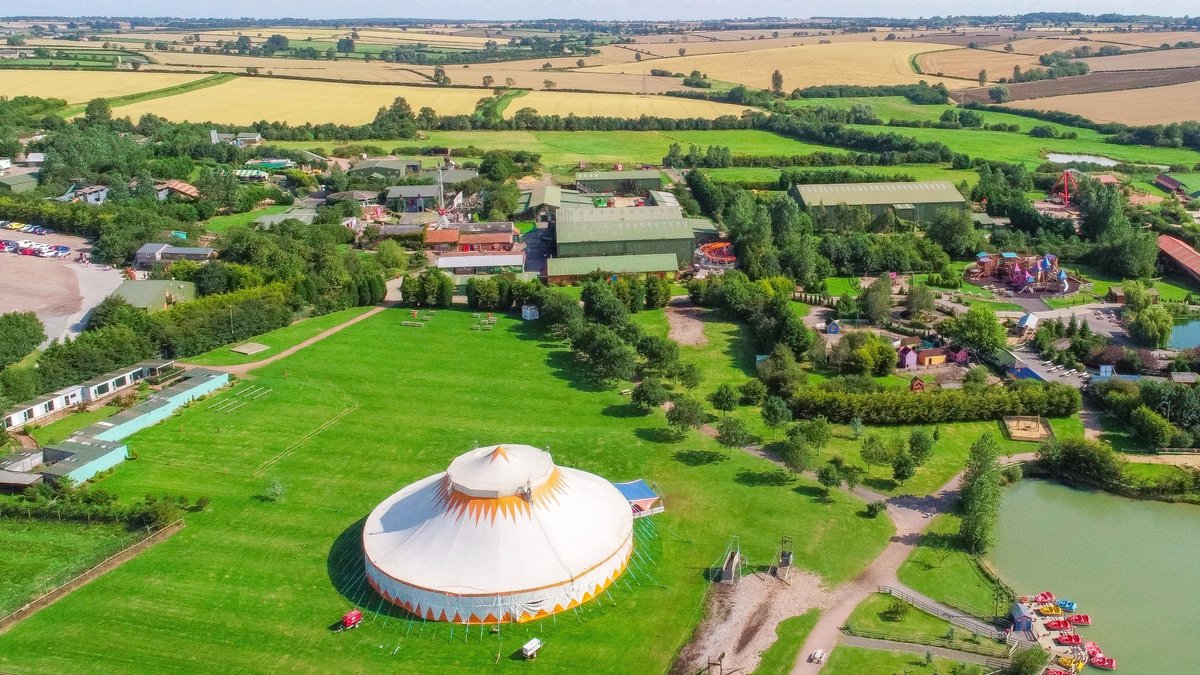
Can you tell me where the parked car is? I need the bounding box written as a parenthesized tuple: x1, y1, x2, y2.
(16, 240, 35, 248)
(18, 247, 36, 256)
(5, 222, 24, 230)
(52, 244, 70, 252)
(19, 225, 36, 233)
(0, 242, 14, 253)
(31, 227, 49, 235)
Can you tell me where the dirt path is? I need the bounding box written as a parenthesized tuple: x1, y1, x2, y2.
(183, 279, 403, 378)
(666, 296, 708, 347)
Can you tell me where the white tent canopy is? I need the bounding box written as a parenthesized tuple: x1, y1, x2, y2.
(362, 444, 633, 624)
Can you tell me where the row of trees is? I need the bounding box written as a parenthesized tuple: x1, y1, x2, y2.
(789, 381, 1081, 424)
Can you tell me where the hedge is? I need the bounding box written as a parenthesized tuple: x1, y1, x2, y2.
(788, 381, 1080, 424)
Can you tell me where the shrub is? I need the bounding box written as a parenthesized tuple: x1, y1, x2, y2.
(865, 500, 887, 518)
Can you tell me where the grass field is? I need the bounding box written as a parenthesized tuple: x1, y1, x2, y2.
(0, 520, 138, 615)
(202, 205, 290, 234)
(586, 41, 962, 90)
(507, 90, 748, 118)
(702, 164, 980, 186)
(185, 306, 375, 366)
(0, 307, 893, 674)
(0, 70, 208, 105)
(822, 646, 984, 674)
(846, 593, 1005, 656)
(754, 609, 821, 675)
(28, 405, 118, 447)
(1004, 80, 1200, 126)
(900, 513, 1011, 618)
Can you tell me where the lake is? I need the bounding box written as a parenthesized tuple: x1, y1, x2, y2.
(989, 480, 1200, 673)
(1169, 318, 1200, 349)
(1045, 153, 1119, 167)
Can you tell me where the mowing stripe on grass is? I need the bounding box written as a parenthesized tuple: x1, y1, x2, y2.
(252, 402, 361, 476)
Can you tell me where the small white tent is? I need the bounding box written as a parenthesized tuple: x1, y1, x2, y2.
(362, 444, 633, 624)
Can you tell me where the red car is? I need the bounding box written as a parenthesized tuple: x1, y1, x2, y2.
(18, 247, 37, 256)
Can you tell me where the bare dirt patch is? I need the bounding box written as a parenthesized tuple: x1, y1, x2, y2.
(666, 297, 708, 347)
(671, 570, 832, 675)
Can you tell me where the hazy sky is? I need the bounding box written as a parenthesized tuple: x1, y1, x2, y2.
(0, 1, 1190, 21)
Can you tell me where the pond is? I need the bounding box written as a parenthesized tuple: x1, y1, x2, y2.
(1169, 318, 1200, 349)
(1045, 153, 1120, 167)
(989, 480, 1200, 673)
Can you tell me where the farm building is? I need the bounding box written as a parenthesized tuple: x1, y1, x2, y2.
(349, 158, 422, 180)
(135, 243, 216, 268)
(1013, 313, 1040, 337)
(362, 444, 633, 624)
(554, 215, 715, 264)
(19, 152, 45, 167)
(434, 252, 526, 276)
(576, 169, 663, 195)
(38, 438, 129, 484)
(209, 130, 262, 147)
(1155, 174, 1190, 197)
(0, 172, 37, 193)
(789, 181, 967, 222)
(385, 185, 441, 212)
(62, 184, 110, 205)
(916, 348, 948, 366)
(516, 185, 608, 225)
(423, 222, 519, 253)
(1158, 234, 1200, 286)
(648, 190, 680, 208)
(112, 280, 197, 312)
(152, 179, 200, 200)
(326, 190, 380, 206)
(556, 205, 689, 225)
(546, 253, 679, 284)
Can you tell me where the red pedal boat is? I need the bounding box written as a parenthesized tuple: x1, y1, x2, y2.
(1056, 634, 1082, 645)
(1045, 619, 1072, 631)
(1091, 655, 1117, 670)
(1046, 670, 1072, 675)
(1033, 591, 1056, 603)
(1085, 642, 1103, 657)
(1068, 614, 1092, 626)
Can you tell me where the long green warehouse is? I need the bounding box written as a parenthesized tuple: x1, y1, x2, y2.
(789, 181, 967, 222)
(554, 206, 716, 264)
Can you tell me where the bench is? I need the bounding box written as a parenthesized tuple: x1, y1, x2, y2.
(401, 321, 425, 327)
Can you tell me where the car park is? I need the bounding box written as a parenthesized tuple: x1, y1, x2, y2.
(5, 222, 24, 230)
(20, 225, 36, 233)
(16, 240, 35, 248)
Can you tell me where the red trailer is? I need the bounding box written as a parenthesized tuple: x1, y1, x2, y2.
(340, 610, 363, 630)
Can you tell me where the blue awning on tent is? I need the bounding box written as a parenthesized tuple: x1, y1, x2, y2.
(613, 479, 658, 502)
(1001, 252, 1019, 259)
(976, 252, 990, 258)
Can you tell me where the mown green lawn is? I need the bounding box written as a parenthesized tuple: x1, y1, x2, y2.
(822, 646, 984, 675)
(703, 164, 980, 186)
(0, 307, 892, 674)
(28, 405, 118, 447)
(202, 205, 290, 234)
(185, 306, 374, 366)
(754, 609, 821, 675)
(901, 513, 1010, 618)
(846, 593, 1003, 655)
(0, 520, 138, 615)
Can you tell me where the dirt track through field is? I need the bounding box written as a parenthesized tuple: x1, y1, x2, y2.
(665, 296, 708, 346)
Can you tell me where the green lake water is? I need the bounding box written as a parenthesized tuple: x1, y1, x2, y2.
(989, 480, 1200, 673)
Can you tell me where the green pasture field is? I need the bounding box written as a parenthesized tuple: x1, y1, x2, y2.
(0, 307, 893, 674)
(754, 609, 821, 675)
(822, 645, 983, 675)
(275, 130, 844, 170)
(702, 164, 980, 186)
(202, 205, 290, 234)
(1044, 263, 1196, 309)
(900, 513, 1011, 618)
(185, 306, 374, 366)
(0, 520, 138, 615)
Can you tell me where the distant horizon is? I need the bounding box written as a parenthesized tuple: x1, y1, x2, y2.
(0, 1, 1196, 23)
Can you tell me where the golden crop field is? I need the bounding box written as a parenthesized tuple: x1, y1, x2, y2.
(418, 66, 685, 94)
(109, 77, 490, 124)
(0, 70, 209, 104)
(587, 41, 962, 90)
(1001, 37, 1101, 55)
(145, 52, 432, 84)
(1003, 80, 1200, 125)
(1083, 49, 1200, 71)
(919, 49, 1040, 82)
(504, 91, 749, 118)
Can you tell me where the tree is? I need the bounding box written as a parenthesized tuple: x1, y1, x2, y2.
(666, 396, 704, 437)
(925, 208, 980, 258)
(780, 436, 814, 475)
(906, 284, 935, 317)
(795, 416, 832, 450)
(941, 304, 1006, 356)
(835, 293, 859, 320)
(770, 69, 784, 96)
(816, 463, 843, 497)
(1008, 647, 1050, 675)
(479, 151, 517, 181)
(840, 464, 864, 490)
(634, 52, 642, 61)
(959, 433, 1002, 554)
(336, 37, 355, 54)
(1130, 305, 1173, 348)
(761, 395, 792, 437)
(849, 416, 864, 439)
(892, 450, 917, 482)
(482, 75, 494, 87)
(0, 312, 46, 370)
(977, 69, 988, 86)
(739, 379, 767, 405)
(675, 362, 703, 390)
(716, 416, 753, 457)
(1122, 280, 1152, 314)
(581, 282, 629, 327)
(860, 433, 892, 475)
(908, 428, 935, 466)
(963, 366, 990, 393)
(678, 47, 686, 56)
(576, 59, 585, 68)
(861, 276, 893, 324)
(572, 324, 635, 383)
(988, 84, 1010, 103)
(637, 335, 679, 374)
(708, 384, 739, 415)
(82, 98, 112, 126)
(543, 80, 557, 89)
(375, 239, 408, 274)
(632, 377, 669, 411)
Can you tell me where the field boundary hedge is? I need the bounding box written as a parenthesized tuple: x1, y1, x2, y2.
(0, 519, 183, 636)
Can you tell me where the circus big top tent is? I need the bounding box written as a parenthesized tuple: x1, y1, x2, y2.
(362, 444, 634, 624)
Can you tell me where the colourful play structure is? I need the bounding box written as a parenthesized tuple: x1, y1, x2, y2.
(697, 241, 736, 269)
(968, 251, 1077, 295)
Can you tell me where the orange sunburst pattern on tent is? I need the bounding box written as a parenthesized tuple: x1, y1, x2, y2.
(434, 468, 569, 525)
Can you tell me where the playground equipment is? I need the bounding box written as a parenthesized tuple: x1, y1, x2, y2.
(969, 251, 1074, 295)
(716, 536, 744, 584)
(770, 536, 794, 581)
(697, 241, 736, 269)
(1054, 170, 1079, 206)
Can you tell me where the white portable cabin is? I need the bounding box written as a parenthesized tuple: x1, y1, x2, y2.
(2, 385, 84, 431)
